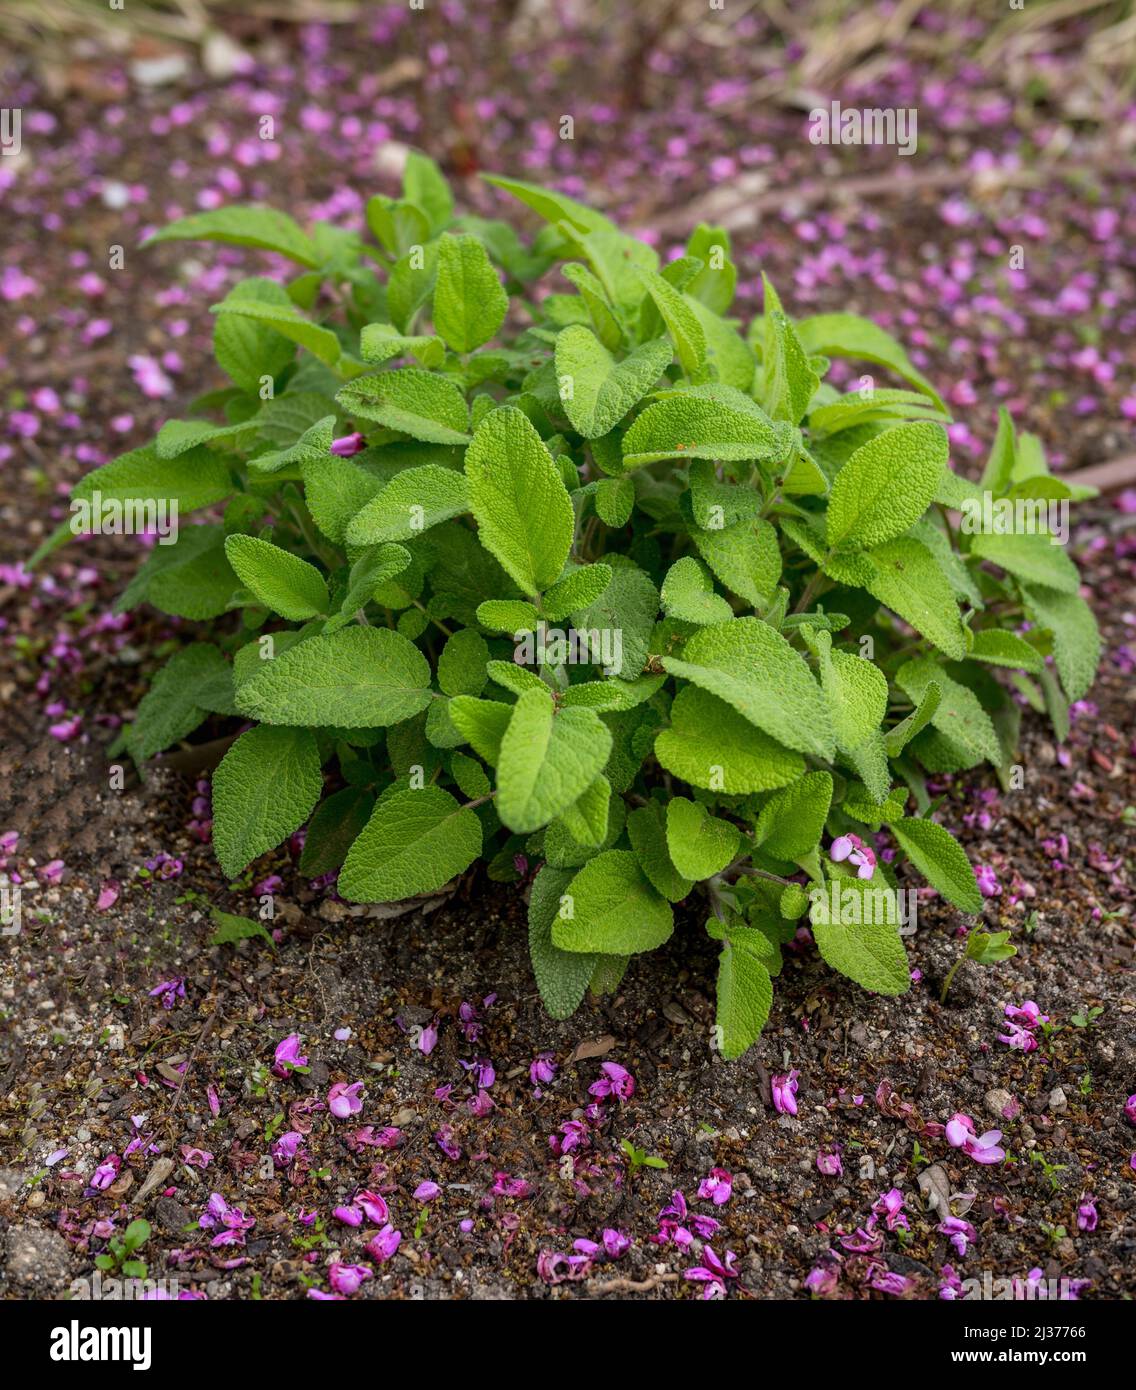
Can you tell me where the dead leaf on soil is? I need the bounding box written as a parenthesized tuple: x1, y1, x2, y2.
(569, 1034, 615, 1063)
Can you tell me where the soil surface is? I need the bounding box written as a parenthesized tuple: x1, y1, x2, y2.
(1, 6, 1134, 1300)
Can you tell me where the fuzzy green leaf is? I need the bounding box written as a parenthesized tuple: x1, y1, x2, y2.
(826, 422, 948, 549)
(212, 725, 323, 878)
(224, 535, 329, 620)
(887, 815, 983, 914)
(555, 327, 672, 438)
(336, 369, 471, 445)
(665, 797, 740, 881)
(654, 685, 803, 794)
(338, 786, 482, 902)
(553, 849, 673, 955)
(433, 233, 509, 353)
(345, 464, 469, 546)
(496, 688, 613, 833)
(528, 866, 596, 1018)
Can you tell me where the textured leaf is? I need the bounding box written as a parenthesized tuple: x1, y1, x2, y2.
(359, 323, 445, 368)
(212, 299, 342, 368)
(224, 535, 329, 620)
(236, 627, 432, 727)
(555, 327, 671, 438)
(543, 564, 613, 622)
(660, 556, 733, 625)
(213, 277, 296, 392)
(654, 685, 803, 794)
(302, 454, 385, 544)
(662, 617, 834, 760)
(212, 725, 323, 878)
(129, 644, 232, 761)
(336, 369, 471, 445)
(635, 268, 705, 378)
(809, 388, 946, 435)
(970, 530, 1080, 595)
(345, 464, 468, 545)
(433, 233, 508, 353)
(760, 277, 818, 426)
(967, 629, 1043, 674)
(826, 422, 948, 549)
(595, 476, 635, 527)
(528, 866, 596, 1018)
(622, 390, 783, 468)
(865, 536, 968, 661)
(448, 696, 513, 765)
(496, 688, 613, 833)
(556, 774, 612, 848)
(570, 560, 658, 680)
(692, 516, 781, 606)
(665, 797, 740, 880)
(1020, 584, 1100, 701)
(437, 629, 489, 697)
(796, 312, 945, 411)
(754, 771, 833, 861)
(72, 444, 233, 515)
(464, 406, 575, 594)
(553, 849, 673, 954)
(122, 523, 238, 621)
(884, 681, 941, 757)
(299, 787, 376, 877)
(715, 936, 774, 1060)
(338, 786, 482, 902)
(144, 205, 318, 267)
(403, 150, 453, 236)
(887, 815, 983, 914)
(896, 657, 1001, 766)
(627, 801, 693, 902)
(810, 879, 911, 995)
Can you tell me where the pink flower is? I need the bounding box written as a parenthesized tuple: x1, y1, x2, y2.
(365, 1225, 402, 1263)
(96, 882, 119, 911)
(1076, 1200, 1098, 1233)
(334, 1205, 364, 1228)
(40, 859, 65, 885)
(603, 1228, 630, 1258)
(939, 1215, 977, 1256)
(829, 833, 876, 879)
(90, 1155, 121, 1191)
(588, 1061, 634, 1101)
(356, 1190, 389, 1225)
(414, 1181, 441, 1202)
(873, 1188, 909, 1232)
(805, 1263, 840, 1297)
(975, 864, 1002, 897)
(435, 1125, 461, 1160)
(772, 1069, 799, 1115)
(998, 1022, 1038, 1053)
(272, 1131, 304, 1167)
(328, 1263, 372, 1296)
(697, 1168, 733, 1205)
(180, 1145, 212, 1169)
(530, 1052, 557, 1086)
(48, 714, 80, 743)
(148, 977, 185, 1010)
(273, 1033, 308, 1077)
(817, 1151, 843, 1176)
(492, 1172, 534, 1199)
(417, 1022, 438, 1055)
(330, 431, 366, 457)
(1125, 1095, 1136, 1127)
(945, 1112, 1005, 1165)
(328, 1081, 364, 1118)
(684, 1246, 739, 1300)
(1004, 1000, 1049, 1028)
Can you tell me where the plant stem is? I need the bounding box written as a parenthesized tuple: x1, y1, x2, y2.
(940, 956, 964, 1005)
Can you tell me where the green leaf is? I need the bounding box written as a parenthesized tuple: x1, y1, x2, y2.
(865, 536, 968, 661)
(345, 464, 469, 545)
(302, 454, 385, 544)
(335, 369, 471, 445)
(129, 644, 233, 761)
(884, 681, 941, 757)
(754, 771, 833, 860)
(810, 879, 911, 995)
(433, 232, 509, 353)
(811, 629, 888, 754)
(809, 388, 947, 435)
(691, 516, 781, 606)
(448, 696, 513, 765)
(654, 685, 803, 793)
(622, 389, 783, 468)
(475, 599, 539, 633)
(570, 559, 658, 680)
(543, 564, 612, 621)
(896, 657, 1002, 766)
(760, 276, 818, 425)
(714, 935, 773, 1059)
(1020, 584, 1100, 701)
(360, 323, 445, 369)
(595, 476, 635, 527)
(482, 173, 620, 237)
(209, 907, 274, 947)
(464, 406, 575, 594)
(212, 725, 323, 878)
(967, 629, 1043, 674)
(144, 205, 318, 268)
(211, 298, 343, 368)
(339, 786, 482, 902)
(528, 866, 596, 1018)
(561, 262, 623, 350)
(211, 277, 298, 392)
(665, 797, 740, 881)
(556, 774, 612, 848)
(299, 787, 376, 877)
(979, 407, 1017, 494)
(795, 312, 946, 411)
(660, 556, 733, 625)
(553, 849, 673, 954)
(662, 617, 834, 760)
(437, 629, 489, 696)
(72, 443, 234, 515)
(236, 627, 432, 727)
(496, 688, 613, 833)
(119, 523, 238, 621)
(627, 800, 693, 902)
(554, 327, 671, 439)
(826, 422, 948, 549)
(635, 268, 705, 378)
(224, 535, 329, 620)
(887, 815, 983, 914)
(969, 530, 1080, 595)
(403, 150, 454, 236)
